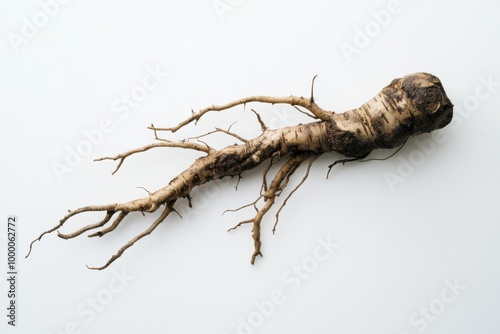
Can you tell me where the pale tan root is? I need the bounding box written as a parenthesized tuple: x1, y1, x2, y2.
(26, 77, 334, 268)
(149, 75, 329, 133)
(95, 139, 216, 175)
(26, 73, 454, 269)
(225, 152, 316, 264)
(25, 138, 214, 268)
(87, 204, 174, 270)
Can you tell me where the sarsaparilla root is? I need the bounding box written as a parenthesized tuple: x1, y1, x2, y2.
(26, 72, 453, 270)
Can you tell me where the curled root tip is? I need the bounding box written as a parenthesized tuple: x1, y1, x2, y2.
(25, 243, 34, 258)
(86, 262, 109, 271)
(86, 264, 99, 271)
(26, 237, 41, 258)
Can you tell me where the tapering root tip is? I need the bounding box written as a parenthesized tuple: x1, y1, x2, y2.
(250, 249, 263, 265)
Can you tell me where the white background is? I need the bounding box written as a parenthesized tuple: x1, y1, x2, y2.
(1, 1, 500, 333)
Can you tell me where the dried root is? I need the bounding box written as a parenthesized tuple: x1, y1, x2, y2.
(225, 152, 317, 264)
(27, 77, 332, 269)
(26, 73, 454, 269)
